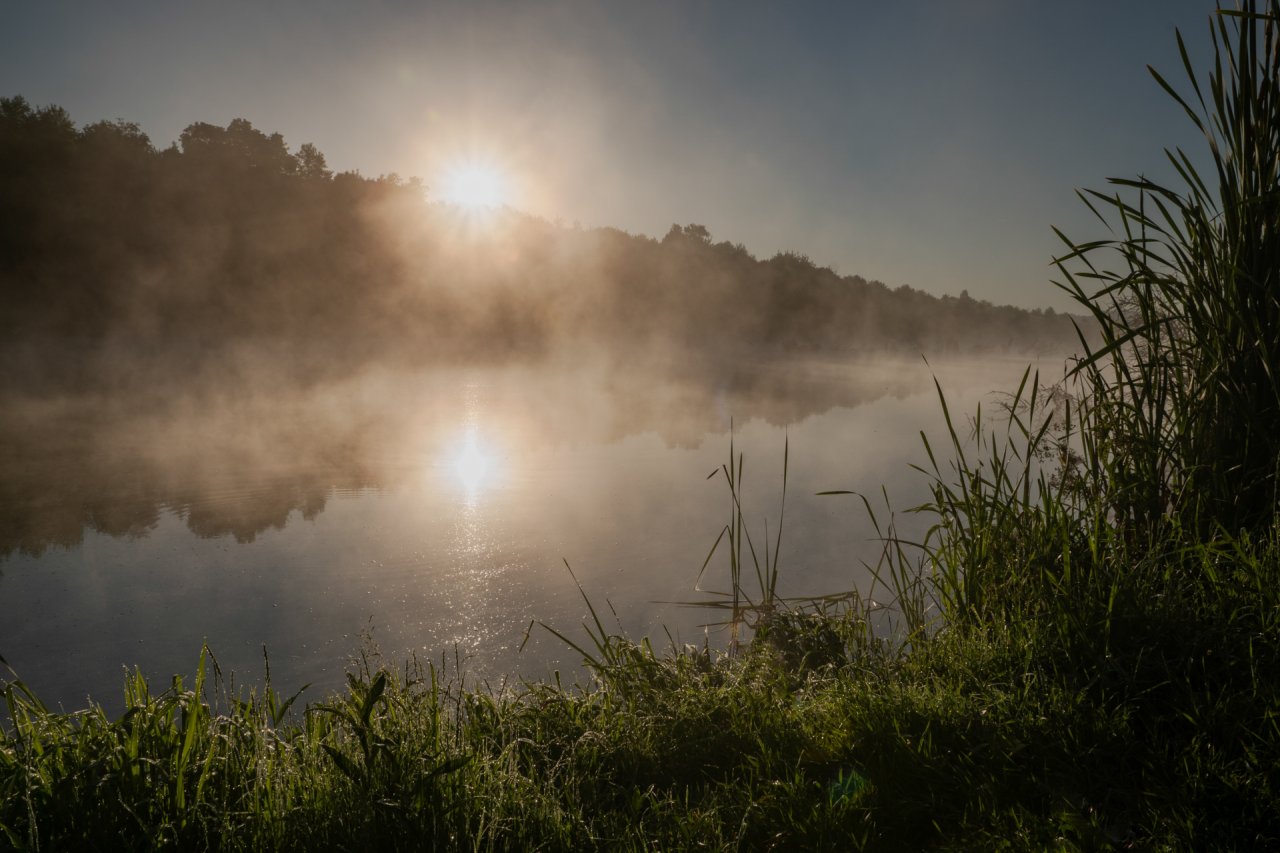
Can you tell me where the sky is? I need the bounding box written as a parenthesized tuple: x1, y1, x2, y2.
(2, 0, 1222, 310)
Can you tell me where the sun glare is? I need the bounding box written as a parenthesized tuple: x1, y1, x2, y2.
(453, 431, 493, 496)
(439, 163, 507, 209)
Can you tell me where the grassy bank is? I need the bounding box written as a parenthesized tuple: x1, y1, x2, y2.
(2, 547, 1277, 850)
(5, 3, 1280, 849)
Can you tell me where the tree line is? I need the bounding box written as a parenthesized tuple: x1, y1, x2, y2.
(0, 96, 1080, 400)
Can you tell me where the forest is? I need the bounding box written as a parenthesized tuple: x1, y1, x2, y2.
(0, 95, 1077, 403)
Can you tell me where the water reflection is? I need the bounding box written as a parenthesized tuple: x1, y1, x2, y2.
(453, 431, 493, 500)
(0, 357, 1058, 712)
(0, 359, 969, 557)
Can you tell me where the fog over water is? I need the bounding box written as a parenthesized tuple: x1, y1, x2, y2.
(0, 100, 1085, 712)
(0, 357, 1058, 712)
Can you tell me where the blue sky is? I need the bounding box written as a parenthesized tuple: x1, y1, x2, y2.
(3, 1, 1220, 309)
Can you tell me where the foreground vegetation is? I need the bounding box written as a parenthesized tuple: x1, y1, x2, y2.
(2, 570, 1275, 851)
(5, 3, 1280, 849)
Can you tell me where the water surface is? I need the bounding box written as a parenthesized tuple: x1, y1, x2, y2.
(0, 357, 1049, 711)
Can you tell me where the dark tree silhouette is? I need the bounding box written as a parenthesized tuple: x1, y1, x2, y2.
(0, 96, 1081, 402)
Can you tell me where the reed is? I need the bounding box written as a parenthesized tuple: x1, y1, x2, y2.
(1055, 1, 1280, 542)
(4, 3, 1280, 849)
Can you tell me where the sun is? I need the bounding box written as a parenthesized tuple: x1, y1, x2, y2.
(439, 162, 508, 209)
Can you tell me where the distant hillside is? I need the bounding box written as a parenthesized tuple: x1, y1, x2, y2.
(0, 96, 1081, 399)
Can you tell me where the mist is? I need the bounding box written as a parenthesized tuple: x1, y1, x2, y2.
(0, 97, 1083, 706)
(0, 97, 1077, 394)
(0, 97, 1085, 557)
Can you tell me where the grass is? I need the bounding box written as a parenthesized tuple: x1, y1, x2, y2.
(4, 565, 1276, 850)
(6, 2, 1280, 849)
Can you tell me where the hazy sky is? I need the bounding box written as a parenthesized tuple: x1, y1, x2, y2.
(3, 1, 1220, 309)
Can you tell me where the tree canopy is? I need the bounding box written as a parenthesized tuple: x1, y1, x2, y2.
(0, 96, 1080, 400)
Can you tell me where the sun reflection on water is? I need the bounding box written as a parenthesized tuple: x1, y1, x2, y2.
(451, 428, 498, 505)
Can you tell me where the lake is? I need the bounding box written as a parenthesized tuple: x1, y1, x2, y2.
(0, 356, 1057, 712)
